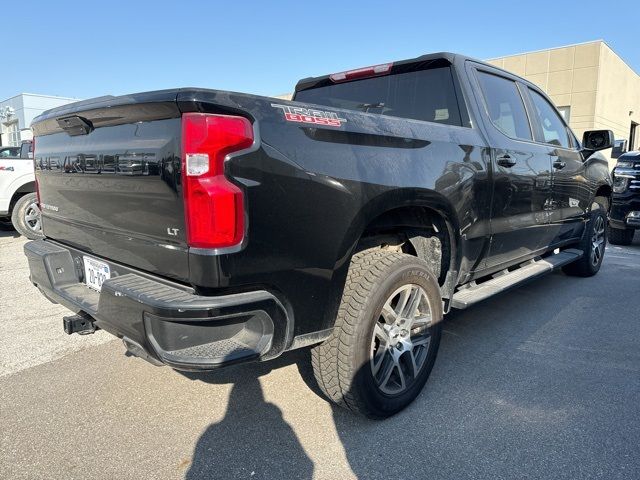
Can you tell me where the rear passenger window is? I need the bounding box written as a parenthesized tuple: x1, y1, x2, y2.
(477, 71, 532, 141)
(295, 67, 463, 126)
(528, 89, 571, 148)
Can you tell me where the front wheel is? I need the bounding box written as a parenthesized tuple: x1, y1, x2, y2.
(562, 197, 608, 277)
(11, 193, 44, 240)
(311, 250, 443, 419)
(609, 226, 635, 246)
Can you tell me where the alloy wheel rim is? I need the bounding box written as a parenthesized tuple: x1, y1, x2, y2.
(24, 202, 42, 233)
(591, 215, 605, 267)
(370, 284, 433, 395)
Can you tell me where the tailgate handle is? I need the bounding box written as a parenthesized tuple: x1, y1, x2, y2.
(56, 115, 94, 136)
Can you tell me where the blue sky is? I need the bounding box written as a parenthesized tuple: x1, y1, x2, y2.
(4, 0, 639, 100)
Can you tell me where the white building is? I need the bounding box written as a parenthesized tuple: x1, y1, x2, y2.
(0, 93, 80, 147)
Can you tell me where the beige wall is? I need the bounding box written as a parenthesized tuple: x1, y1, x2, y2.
(488, 41, 640, 168)
(595, 44, 640, 144)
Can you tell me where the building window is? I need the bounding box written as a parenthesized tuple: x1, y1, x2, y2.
(6, 122, 20, 146)
(557, 106, 571, 123)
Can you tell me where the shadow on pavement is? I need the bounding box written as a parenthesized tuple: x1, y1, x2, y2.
(180, 351, 315, 479)
(178, 280, 563, 479)
(179, 246, 639, 479)
(0, 221, 20, 238)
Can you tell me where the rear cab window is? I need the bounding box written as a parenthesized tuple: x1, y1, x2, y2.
(294, 66, 464, 127)
(20, 142, 33, 159)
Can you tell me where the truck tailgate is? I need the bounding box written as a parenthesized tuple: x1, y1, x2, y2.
(32, 95, 189, 282)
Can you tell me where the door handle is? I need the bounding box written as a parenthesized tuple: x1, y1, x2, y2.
(497, 154, 516, 168)
(553, 160, 566, 169)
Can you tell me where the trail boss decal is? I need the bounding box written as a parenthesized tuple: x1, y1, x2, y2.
(271, 104, 346, 127)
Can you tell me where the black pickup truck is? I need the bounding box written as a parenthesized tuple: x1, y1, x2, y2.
(25, 52, 613, 418)
(610, 150, 640, 245)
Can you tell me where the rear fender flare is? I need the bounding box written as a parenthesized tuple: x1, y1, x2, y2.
(335, 188, 462, 281)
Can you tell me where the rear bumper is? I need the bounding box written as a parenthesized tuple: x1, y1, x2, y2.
(24, 240, 291, 369)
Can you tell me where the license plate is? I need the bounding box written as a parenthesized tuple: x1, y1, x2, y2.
(83, 256, 111, 292)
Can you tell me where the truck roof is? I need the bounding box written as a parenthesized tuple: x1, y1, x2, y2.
(294, 52, 493, 93)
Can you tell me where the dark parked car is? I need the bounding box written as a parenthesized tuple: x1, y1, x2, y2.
(610, 150, 640, 244)
(25, 52, 613, 418)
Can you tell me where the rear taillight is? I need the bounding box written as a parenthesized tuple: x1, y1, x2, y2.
(329, 62, 393, 83)
(33, 138, 41, 206)
(181, 113, 253, 250)
(35, 176, 41, 206)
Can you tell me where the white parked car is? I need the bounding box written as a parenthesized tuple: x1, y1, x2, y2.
(0, 141, 43, 239)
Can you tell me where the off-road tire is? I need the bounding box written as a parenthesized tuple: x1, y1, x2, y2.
(311, 250, 443, 419)
(562, 196, 608, 277)
(11, 193, 43, 240)
(609, 226, 634, 246)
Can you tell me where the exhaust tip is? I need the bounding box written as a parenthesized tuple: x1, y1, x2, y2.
(122, 337, 164, 367)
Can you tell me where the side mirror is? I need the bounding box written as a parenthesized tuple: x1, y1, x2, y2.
(582, 130, 614, 152)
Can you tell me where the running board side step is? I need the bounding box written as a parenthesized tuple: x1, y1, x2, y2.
(451, 249, 583, 309)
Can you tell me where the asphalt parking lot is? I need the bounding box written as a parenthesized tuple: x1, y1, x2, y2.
(1, 227, 639, 480)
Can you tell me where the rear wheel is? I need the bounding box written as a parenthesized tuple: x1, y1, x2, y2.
(609, 226, 635, 246)
(562, 197, 608, 277)
(311, 250, 442, 419)
(11, 193, 43, 240)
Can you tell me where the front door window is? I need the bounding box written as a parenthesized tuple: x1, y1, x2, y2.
(528, 89, 570, 148)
